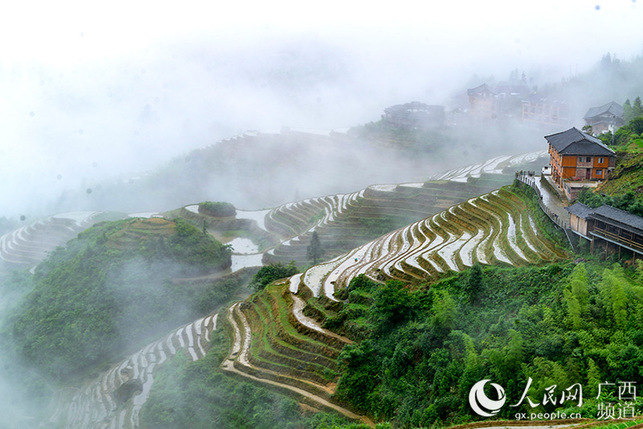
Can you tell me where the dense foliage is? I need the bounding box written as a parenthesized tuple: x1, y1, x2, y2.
(9, 218, 236, 380)
(198, 201, 237, 217)
(332, 261, 643, 427)
(574, 146, 643, 217)
(141, 325, 350, 429)
(599, 115, 643, 149)
(577, 188, 643, 216)
(582, 110, 643, 215)
(250, 261, 300, 292)
(623, 97, 643, 124)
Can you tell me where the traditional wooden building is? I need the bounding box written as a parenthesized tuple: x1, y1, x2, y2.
(567, 203, 643, 259)
(467, 81, 530, 122)
(545, 127, 616, 199)
(567, 202, 594, 238)
(583, 101, 624, 135)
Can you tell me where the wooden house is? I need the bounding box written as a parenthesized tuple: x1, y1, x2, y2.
(566, 202, 594, 238)
(567, 203, 643, 259)
(545, 127, 616, 199)
(583, 101, 624, 135)
(466, 81, 532, 123)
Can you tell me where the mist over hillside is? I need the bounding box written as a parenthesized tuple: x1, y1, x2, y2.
(37, 49, 643, 216)
(43, 122, 548, 215)
(5, 50, 643, 218)
(0, 2, 643, 427)
(2, 0, 642, 218)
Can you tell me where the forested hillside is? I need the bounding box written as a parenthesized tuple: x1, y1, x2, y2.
(8, 217, 234, 381)
(333, 261, 643, 427)
(580, 108, 643, 216)
(137, 259, 643, 428)
(4, 57, 643, 427)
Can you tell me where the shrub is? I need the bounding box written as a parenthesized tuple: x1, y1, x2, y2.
(249, 262, 300, 292)
(198, 201, 236, 217)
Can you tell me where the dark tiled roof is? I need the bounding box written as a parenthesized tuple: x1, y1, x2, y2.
(566, 202, 594, 219)
(545, 127, 615, 156)
(593, 205, 643, 232)
(583, 101, 624, 120)
(467, 84, 495, 96)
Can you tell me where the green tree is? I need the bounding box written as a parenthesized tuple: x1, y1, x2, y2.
(307, 231, 324, 265)
(629, 116, 643, 135)
(600, 264, 628, 329)
(623, 99, 633, 123)
(463, 263, 483, 304)
(564, 287, 582, 330)
(563, 263, 589, 329)
(198, 201, 236, 217)
(633, 96, 643, 118)
(249, 262, 299, 292)
(371, 280, 415, 330)
(432, 289, 456, 332)
(569, 263, 589, 315)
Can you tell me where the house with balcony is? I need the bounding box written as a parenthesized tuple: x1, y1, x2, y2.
(545, 127, 616, 200)
(583, 101, 624, 135)
(566, 203, 643, 259)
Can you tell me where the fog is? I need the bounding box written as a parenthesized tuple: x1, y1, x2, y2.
(1, 0, 642, 219)
(0, 1, 642, 426)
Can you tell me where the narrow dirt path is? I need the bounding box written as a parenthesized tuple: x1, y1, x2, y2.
(222, 303, 333, 393)
(222, 302, 373, 426)
(291, 294, 352, 344)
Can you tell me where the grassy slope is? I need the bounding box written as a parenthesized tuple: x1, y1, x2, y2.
(597, 151, 643, 200)
(7, 217, 234, 382)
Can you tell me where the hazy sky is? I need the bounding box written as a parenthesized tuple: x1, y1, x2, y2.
(1, 0, 641, 216)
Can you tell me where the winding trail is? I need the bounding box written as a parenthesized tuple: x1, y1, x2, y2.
(291, 295, 352, 344)
(40, 150, 558, 428)
(221, 303, 372, 426)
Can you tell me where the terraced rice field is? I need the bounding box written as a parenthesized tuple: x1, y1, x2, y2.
(0, 212, 101, 266)
(38, 151, 554, 426)
(50, 313, 219, 429)
(220, 184, 567, 424)
(314, 188, 568, 296)
(104, 218, 175, 250)
(261, 151, 546, 267)
(220, 282, 372, 424)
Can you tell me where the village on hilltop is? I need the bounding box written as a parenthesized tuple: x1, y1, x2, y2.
(381, 78, 642, 262)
